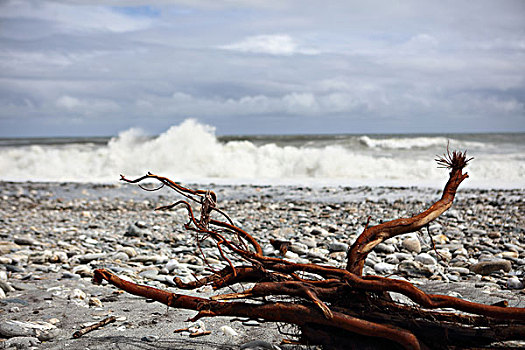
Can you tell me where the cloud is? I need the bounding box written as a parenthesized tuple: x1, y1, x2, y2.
(0, 0, 154, 34)
(0, 0, 524, 136)
(56, 95, 120, 115)
(219, 34, 318, 55)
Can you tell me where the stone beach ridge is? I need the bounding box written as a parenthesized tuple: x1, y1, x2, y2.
(0, 181, 524, 349)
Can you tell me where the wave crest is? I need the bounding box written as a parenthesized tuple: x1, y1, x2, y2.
(0, 119, 523, 188)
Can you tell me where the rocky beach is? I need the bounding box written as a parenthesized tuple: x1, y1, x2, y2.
(0, 181, 523, 349)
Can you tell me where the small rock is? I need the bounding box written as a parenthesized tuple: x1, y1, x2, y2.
(309, 227, 328, 236)
(506, 276, 523, 290)
(72, 265, 92, 277)
(394, 252, 412, 261)
(139, 268, 159, 279)
(111, 252, 130, 262)
(283, 251, 299, 260)
(301, 237, 317, 248)
(14, 236, 39, 246)
(70, 288, 87, 300)
(0, 320, 57, 340)
(385, 254, 399, 264)
(165, 259, 180, 272)
(0, 242, 21, 254)
(220, 325, 239, 337)
(448, 267, 470, 276)
(307, 248, 329, 260)
(328, 242, 348, 252)
(76, 253, 107, 263)
(0, 277, 15, 292)
(398, 261, 433, 278)
(373, 262, 396, 275)
(119, 247, 138, 258)
(289, 243, 308, 255)
(240, 340, 281, 350)
(126, 223, 147, 237)
(141, 335, 159, 342)
(415, 253, 437, 266)
(375, 243, 395, 254)
(402, 237, 421, 253)
(3, 336, 40, 348)
(89, 297, 103, 308)
(469, 260, 512, 275)
(131, 255, 168, 264)
(500, 251, 519, 259)
(135, 220, 148, 229)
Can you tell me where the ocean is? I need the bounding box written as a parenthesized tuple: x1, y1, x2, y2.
(0, 119, 523, 189)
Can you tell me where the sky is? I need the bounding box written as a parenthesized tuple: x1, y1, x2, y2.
(0, 0, 524, 137)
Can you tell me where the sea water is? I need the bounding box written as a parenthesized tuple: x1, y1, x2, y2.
(0, 119, 523, 188)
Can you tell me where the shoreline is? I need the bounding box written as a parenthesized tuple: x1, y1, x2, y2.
(0, 181, 523, 349)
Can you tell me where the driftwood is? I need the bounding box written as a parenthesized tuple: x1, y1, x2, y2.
(93, 148, 525, 349)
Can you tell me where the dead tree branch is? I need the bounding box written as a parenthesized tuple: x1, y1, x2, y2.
(92, 149, 525, 349)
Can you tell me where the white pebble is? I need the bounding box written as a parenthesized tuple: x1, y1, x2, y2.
(220, 325, 239, 337)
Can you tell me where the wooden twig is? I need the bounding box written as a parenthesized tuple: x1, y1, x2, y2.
(72, 316, 117, 338)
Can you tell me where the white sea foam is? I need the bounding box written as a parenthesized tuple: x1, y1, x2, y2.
(0, 119, 523, 188)
(358, 135, 486, 150)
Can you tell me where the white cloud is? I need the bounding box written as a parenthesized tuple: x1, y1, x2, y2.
(56, 95, 120, 114)
(1, 0, 153, 33)
(219, 34, 318, 55)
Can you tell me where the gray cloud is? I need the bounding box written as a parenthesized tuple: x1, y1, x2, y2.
(0, 0, 524, 136)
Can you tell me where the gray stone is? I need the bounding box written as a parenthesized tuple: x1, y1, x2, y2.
(125, 223, 146, 237)
(402, 237, 421, 253)
(14, 236, 39, 246)
(373, 262, 396, 275)
(397, 261, 433, 278)
(328, 242, 348, 252)
(0, 320, 57, 340)
(469, 260, 512, 275)
(309, 227, 329, 236)
(76, 253, 107, 263)
(307, 248, 329, 260)
(290, 242, 308, 255)
(2, 336, 40, 348)
(506, 276, 523, 290)
(240, 340, 281, 350)
(301, 237, 317, 248)
(385, 254, 399, 264)
(141, 335, 159, 342)
(448, 267, 470, 276)
(375, 243, 395, 254)
(139, 268, 159, 279)
(394, 252, 413, 261)
(0, 242, 21, 255)
(415, 253, 437, 266)
(72, 265, 92, 277)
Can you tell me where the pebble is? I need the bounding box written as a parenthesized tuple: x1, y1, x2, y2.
(301, 237, 317, 248)
(328, 242, 348, 252)
(402, 237, 421, 253)
(375, 243, 395, 254)
(415, 253, 437, 266)
(240, 340, 281, 350)
(0, 320, 57, 340)
(141, 335, 159, 342)
(374, 262, 396, 275)
(2, 336, 41, 348)
(220, 325, 239, 337)
(469, 260, 512, 275)
(397, 261, 433, 278)
(506, 276, 524, 290)
(290, 242, 308, 255)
